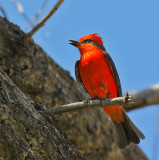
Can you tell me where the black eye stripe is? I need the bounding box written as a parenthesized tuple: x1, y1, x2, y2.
(82, 39, 93, 43)
(82, 39, 106, 51)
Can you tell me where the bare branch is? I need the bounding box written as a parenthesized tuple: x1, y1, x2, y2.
(10, 0, 24, 14)
(25, 0, 49, 31)
(11, 0, 32, 25)
(0, 6, 7, 19)
(124, 84, 159, 111)
(25, 0, 64, 40)
(45, 83, 159, 115)
(48, 96, 133, 115)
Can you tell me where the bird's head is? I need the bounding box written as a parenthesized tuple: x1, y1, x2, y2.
(69, 34, 105, 54)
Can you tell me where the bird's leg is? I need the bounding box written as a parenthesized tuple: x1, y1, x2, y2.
(84, 98, 94, 105)
(84, 92, 110, 105)
(94, 92, 111, 104)
(84, 95, 101, 105)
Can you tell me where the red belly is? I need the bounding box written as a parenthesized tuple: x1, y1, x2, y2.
(79, 50, 117, 99)
(79, 50, 124, 123)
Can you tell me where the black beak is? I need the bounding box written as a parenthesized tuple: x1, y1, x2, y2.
(69, 40, 80, 47)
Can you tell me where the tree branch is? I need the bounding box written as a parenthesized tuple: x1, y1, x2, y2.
(125, 84, 159, 111)
(25, 0, 64, 40)
(25, 0, 49, 30)
(11, 0, 32, 24)
(45, 84, 159, 115)
(0, 6, 7, 19)
(48, 96, 133, 114)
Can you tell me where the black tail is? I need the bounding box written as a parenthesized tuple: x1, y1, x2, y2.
(113, 109, 145, 149)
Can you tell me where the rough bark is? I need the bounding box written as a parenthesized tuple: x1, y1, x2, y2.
(0, 67, 85, 160)
(0, 17, 147, 160)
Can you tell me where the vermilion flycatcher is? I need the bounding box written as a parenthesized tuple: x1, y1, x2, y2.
(69, 34, 145, 149)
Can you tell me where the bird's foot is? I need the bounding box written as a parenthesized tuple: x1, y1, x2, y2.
(84, 98, 93, 105)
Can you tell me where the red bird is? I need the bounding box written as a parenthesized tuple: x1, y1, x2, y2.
(69, 34, 145, 149)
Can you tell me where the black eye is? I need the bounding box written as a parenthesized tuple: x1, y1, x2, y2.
(82, 39, 93, 43)
(86, 39, 92, 42)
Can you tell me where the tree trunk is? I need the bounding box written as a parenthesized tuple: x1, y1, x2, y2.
(0, 67, 86, 160)
(0, 17, 147, 160)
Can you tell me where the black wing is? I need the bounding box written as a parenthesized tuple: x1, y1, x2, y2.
(103, 51, 122, 97)
(75, 60, 88, 93)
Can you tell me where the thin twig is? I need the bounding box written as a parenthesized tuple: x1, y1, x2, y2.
(25, 0, 49, 31)
(11, 0, 32, 24)
(0, 6, 8, 19)
(25, 0, 64, 40)
(47, 96, 133, 115)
